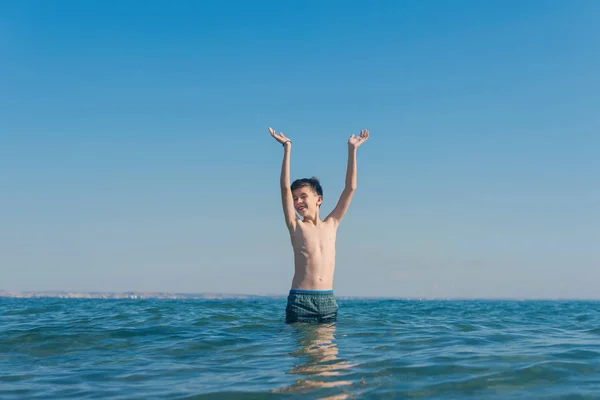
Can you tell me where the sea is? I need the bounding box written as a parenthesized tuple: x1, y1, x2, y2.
(1, 297, 599, 399)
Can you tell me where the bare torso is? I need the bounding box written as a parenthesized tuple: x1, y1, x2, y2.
(289, 218, 338, 290)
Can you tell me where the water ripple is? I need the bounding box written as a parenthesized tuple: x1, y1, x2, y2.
(1, 298, 599, 399)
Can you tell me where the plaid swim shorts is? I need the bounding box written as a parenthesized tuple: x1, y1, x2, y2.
(285, 289, 338, 323)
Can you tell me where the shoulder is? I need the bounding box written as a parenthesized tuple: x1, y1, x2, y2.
(323, 216, 341, 229)
(286, 217, 301, 232)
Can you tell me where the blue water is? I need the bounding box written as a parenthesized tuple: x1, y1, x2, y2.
(1, 298, 599, 399)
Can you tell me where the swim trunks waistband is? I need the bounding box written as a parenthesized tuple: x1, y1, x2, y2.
(289, 289, 334, 295)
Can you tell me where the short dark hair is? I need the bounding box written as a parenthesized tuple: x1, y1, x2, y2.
(291, 177, 323, 198)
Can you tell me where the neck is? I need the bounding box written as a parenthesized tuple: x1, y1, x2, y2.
(302, 210, 321, 225)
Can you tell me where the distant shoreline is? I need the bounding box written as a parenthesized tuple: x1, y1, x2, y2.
(0, 290, 277, 300)
(0, 290, 598, 301)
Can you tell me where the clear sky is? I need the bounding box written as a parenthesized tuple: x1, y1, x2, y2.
(1, 1, 598, 299)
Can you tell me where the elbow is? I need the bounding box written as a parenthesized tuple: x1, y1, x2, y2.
(345, 185, 357, 192)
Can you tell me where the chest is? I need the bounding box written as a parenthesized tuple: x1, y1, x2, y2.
(291, 223, 337, 248)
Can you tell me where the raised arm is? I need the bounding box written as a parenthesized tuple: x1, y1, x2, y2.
(326, 129, 370, 225)
(270, 127, 298, 230)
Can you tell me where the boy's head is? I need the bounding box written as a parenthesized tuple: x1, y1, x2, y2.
(291, 177, 323, 216)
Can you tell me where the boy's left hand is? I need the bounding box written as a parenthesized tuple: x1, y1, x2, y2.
(348, 129, 369, 148)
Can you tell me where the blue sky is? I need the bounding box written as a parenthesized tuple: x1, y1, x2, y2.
(1, 1, 598, 298)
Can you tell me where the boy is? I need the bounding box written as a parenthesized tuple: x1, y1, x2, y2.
(269, 126, 370, 323)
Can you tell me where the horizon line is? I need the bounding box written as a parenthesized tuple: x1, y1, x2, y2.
(1, 289, 598, 301)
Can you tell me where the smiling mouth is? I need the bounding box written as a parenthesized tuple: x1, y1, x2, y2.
(297, 206, 306, 212)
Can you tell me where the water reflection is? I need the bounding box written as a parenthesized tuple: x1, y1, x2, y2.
(274, 322, 356, 399)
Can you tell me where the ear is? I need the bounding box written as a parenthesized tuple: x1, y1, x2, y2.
(317, 195, 323, 206)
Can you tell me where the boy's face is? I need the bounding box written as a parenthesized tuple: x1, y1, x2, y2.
(292, 186, 322, 215)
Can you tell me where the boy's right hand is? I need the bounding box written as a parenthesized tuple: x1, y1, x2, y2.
(269, 127, 291, 146)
